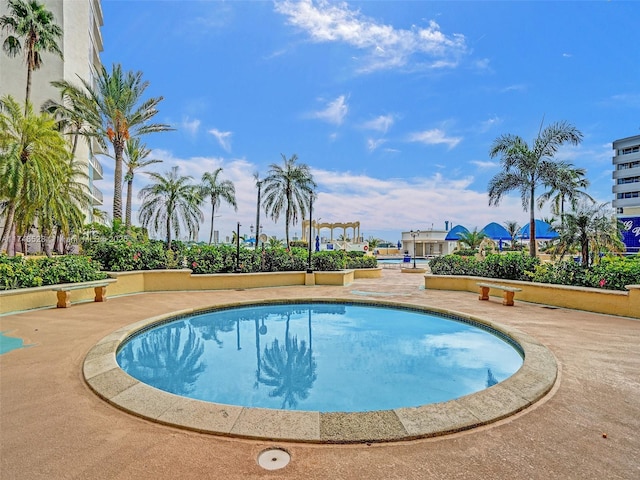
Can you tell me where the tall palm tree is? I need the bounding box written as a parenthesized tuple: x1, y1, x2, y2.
(0, 0, 63, 109)
(123, 138, 162, 229)
(457, 228, 487, 250)
(51, 64, 172, 221)
(254, 172, 262, 250)
(200, 168, 237, 245)
(0, 95, 69, 254)
(38, 156, 90, 256)
(138, 166, 203, 249)
(262, 154, 316, 248)
(488, 121, 583, 256)
(503, 220, 521, 248)
(538, 163, 594, 223)
(42, 81, 95, 158)
(555, 202, 623, 265)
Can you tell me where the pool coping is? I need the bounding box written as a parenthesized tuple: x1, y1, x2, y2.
(82, 298, 558, 444)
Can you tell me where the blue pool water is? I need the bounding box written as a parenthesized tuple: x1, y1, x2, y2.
(117, 303, 523, 412)
(1, 332, 25, 355)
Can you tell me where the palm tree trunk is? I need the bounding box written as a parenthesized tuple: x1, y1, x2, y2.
(113, 140, 125, 221)
(255, 182, 261, 250)
(25, 65, 33, 112)
(208, 201, 216, 245)
(529, 185, 537, 257)
(0, 203, 16, 254)
(125, 178, 133, 228)
(166, 216, 172, 250)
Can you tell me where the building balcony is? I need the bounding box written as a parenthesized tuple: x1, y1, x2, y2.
(90, 185, 104, 206)
(613, 182, 640, 194)
(90, 156, 103, 180)
(613, 197, 640, 209)
(612, 166, 640, 180)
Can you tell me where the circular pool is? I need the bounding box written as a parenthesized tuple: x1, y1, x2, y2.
(84, 299, 557, 443)
(116, 303, 523, 412)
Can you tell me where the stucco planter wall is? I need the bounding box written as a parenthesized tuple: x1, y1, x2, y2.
(424, 274, 640, 319)
(1, 269, 376, 314)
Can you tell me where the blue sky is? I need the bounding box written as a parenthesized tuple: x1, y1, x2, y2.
(99, 0, 640, 243)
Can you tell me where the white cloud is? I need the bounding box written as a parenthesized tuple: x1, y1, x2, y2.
(208, 128, 233, 151)
(310, 95, 349, 125)
(362, 114, 395, 133)
(367, 138, 386, 152)
(97, 151, 532, 243)
(407, 128, 462, 149)
(470, 160, 498, 169)
(275, 0, 467, 73)
(477, 115, 502, 133)
(181, 117, 201, 136)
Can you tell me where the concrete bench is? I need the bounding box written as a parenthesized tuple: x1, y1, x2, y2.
(52, 280, 115, 308)
(477, 282, 522, 306)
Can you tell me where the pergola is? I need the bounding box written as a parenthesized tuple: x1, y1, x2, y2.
(302, 220, 361, 243)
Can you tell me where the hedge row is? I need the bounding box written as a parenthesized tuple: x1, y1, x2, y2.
(0, 254, 107, 289)
(1, 242, 378, 289)
(429, 252, 640, 291)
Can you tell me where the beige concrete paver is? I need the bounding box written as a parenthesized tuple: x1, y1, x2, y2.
(1, 269, 639, 479)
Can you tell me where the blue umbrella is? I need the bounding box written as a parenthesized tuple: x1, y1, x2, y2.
(397, 240, 402, 250)
(315, 235, 320, 252)
(519, 220, 559, 239)
(445, 225, 470, 241)
(480, 222, 511, 241)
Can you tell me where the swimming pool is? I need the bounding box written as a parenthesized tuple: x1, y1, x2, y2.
(85, 298, 557, 442)
(116, 302, 523, 412)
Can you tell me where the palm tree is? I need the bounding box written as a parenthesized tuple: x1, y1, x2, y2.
(138, 166, 203, 249)
(123, 138, 162, 229)
(51, 64, 172, 221)
(200, 168, 237, 245)
(457, 228, 487, 250)
(42, 81, 95, 158)
(0, 95, 69, 254)
(262, 154, 316, 248)
(38, 156, 89, 256)
(555, 202, 623, 265)
(254, 172, 262, 250)
(538, 163, 594, 223)
(503, 221, 521, 248)
(0, 0, 63, 109)
(488, 121, 583, 256)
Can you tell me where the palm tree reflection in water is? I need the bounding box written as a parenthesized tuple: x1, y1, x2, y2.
(256, 307, 318, 409)
(119, 324, 205, 395)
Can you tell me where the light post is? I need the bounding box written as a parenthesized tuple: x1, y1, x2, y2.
(410, 229, 420, 269)
(235, 222, 241, 273)
(307, 194, 314, 273)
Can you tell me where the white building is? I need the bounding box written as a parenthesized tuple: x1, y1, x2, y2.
(401, 229, 457, 258)
(613, 134, 640, 254)
(612, 134, 640, 217)
(0, 0, 105, 214)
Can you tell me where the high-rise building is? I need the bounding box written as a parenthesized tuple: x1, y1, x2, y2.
(612, 134, 640, 254)
(0, 0, 105, 212)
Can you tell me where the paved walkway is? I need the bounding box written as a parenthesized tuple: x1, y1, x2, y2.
(1, 270, 639, 479)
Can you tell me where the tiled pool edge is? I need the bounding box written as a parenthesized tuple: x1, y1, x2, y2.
(83, 298, 558, 444)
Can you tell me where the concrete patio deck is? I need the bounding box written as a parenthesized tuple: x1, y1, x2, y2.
(1, 269, 639, 479)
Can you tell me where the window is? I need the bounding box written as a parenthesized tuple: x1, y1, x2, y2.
(619, 145, 640, 155)
(618, 176, 640, 184)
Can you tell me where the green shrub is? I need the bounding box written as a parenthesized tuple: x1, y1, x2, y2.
(429, 255, 485, 276)
(312, 251, 347, 271)
(586, 256, 640, 290)
(527, 261, 592, 287)
(86, 240, 177, 271)
(452, 248, 478, 256)
(0, 254, 107, 289)
(482, 252, 540, 281)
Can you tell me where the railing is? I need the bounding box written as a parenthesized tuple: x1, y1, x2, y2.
(90, 156, 103, 179)
(91, 185, 103, 205)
